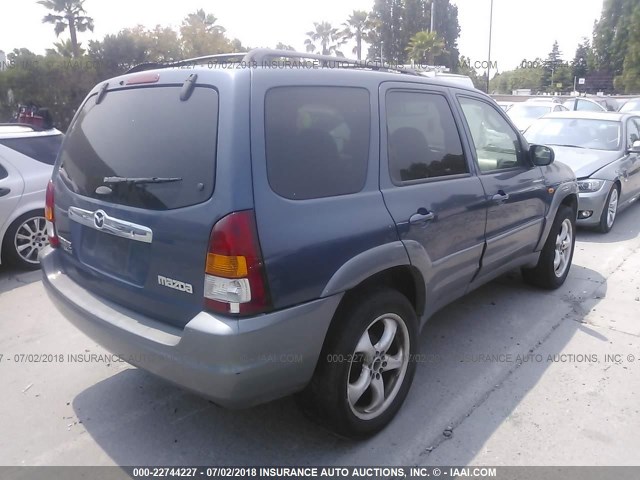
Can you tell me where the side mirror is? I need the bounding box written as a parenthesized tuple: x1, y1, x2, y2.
(530, 144, 555, 166)
(627, 140, 640, 154)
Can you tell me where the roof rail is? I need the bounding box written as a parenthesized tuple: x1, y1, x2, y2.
(126, 48, 420, 76)
(126, 53, 248, 73)
(243, 48, 420, 75)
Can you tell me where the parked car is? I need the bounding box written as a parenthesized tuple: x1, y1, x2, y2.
(0, 124, 63, 269)
(41, 49, 578, 438)
(619, 98, 640, 114)
(507, 102, 568, 132)
(525, 97, 563, 104)
(562, 97, 608, 112)
(526, 111, 640, 233)
(496, 101, 514, 111)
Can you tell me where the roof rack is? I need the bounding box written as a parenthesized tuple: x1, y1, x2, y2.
(127, 53, 247, 73)
(126, 48, 420, 76)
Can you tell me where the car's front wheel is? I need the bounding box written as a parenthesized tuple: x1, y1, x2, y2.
(597, 184, 619, 233)
(298, 288, 418, 438)
(2, 211, 49, 270)
(522, 205, 576, 289)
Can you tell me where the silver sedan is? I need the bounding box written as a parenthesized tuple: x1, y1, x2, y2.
(0, 125, 63, 268)
(526, 111, 640, 233)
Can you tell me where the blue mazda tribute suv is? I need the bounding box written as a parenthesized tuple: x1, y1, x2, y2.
(41, 49, 578, 438)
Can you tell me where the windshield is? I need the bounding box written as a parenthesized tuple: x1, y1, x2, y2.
(508, 104, 552, 120)
(620, 100, 640, 112)
(525, 118, 622, 151)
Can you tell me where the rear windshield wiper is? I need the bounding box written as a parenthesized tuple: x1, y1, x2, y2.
(103, 176, 183, 185)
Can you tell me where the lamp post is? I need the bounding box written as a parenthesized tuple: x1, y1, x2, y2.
(487, 0, 494, 93)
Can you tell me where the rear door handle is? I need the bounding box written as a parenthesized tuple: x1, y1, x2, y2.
(0, 187, 10, 198)
(491, 191, 510, 204)
(409, 210, 435, 225)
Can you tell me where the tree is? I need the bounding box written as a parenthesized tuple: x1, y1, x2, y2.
(304, 22, 343, 56)
(431, 0, 461, 70)
(593, 0, 634, 74)
(457, 55, 481, 88)
(367, 0, 403, 62)
(542, 41, 564, 91)
(572, 38, 591, 82)
(406, 31, 446, 65)
(46, 39, 84, 58)
(341, 10, 369, 60)
(180, 9, 232, 57)
(366, 0, 460, 66)
(275, 43, 295, 51)
(38, 0, 94, 58)
(617, 3, 640, 93)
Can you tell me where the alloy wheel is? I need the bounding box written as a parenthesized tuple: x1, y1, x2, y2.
(347, 313, 410, 420)
(553, 218, 573, 278)
(14, 216, 48, 265)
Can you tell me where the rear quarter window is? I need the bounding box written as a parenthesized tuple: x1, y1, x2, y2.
(265, 86, 370, 200)
(58, 86, 218, 210)
(0, 135, 63, 165)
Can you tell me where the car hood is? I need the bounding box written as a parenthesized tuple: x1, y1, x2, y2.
(549, 146, 620, 178)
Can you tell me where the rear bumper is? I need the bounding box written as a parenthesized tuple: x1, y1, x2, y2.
(41, 248, 341, 408)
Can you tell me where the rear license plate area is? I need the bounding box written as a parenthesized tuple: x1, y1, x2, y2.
(79, 228, 145, 284)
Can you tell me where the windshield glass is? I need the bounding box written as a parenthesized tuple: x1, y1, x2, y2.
(620, 100, 640, 112)
(525, 118, 622, 151)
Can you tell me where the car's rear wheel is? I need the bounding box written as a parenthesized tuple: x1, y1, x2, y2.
(2, 211, 48, 270)
(298, 288, 418, 438)
(597, 184, 619, 233)
(522, 205, 575, 289)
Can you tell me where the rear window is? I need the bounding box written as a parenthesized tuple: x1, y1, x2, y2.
(265, 86, 370, 200)
(0, 135, 63, 165)
(59, 86, 218, 210)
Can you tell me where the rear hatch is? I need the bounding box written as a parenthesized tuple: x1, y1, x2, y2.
(52, 73, 249, 328)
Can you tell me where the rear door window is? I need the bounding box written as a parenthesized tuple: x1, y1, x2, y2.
(59, 86, 218, 210)
(0, 135, 63, 165)
(265, 86, 370, 200)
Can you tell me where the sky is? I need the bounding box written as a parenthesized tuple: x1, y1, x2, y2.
(0, 0, 605, 73)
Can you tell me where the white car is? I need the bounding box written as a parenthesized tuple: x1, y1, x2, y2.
(507, 101, 569, 132)
(0, 124, 63, 269)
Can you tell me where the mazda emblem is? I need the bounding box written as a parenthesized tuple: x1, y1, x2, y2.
(94, 210, 106, 229)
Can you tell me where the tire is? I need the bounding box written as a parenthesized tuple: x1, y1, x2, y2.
(2, 211, 48, 270)
(522, 205, 575, 289)
(596, 184, 620, 233)
(297, 288, 419, 438)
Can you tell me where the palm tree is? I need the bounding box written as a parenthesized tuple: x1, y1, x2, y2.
(38, 0, 94, 58)
(304, 22, 343, 56)
(341, 10, 369, 60)
(406, 31, 446, 66)
(46, 38, 84, 57)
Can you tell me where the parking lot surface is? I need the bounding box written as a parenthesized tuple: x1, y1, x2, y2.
(1, 207, 639, 466)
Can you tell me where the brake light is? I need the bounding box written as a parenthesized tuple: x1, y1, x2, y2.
(45, 180, 59, 248)
(204, 211, 271, 316)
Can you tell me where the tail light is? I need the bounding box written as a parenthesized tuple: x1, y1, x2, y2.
(45, 180, 59, 248)
(204, 210, 271, 316)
